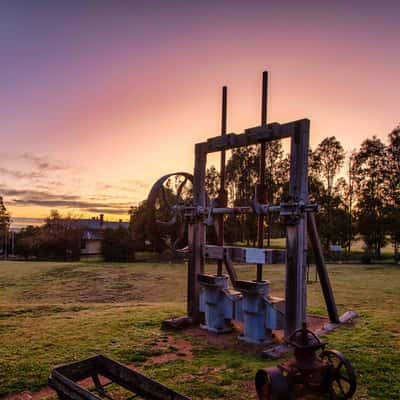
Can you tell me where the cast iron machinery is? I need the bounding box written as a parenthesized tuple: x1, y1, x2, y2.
(255, 323, 357, 399)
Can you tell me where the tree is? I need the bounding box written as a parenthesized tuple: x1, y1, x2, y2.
(312, 137, 345, 198)
(205, 165, 220, 199)
(0, 197, 10, 257)
(14, 225, 41, 259)
(226, 146, 258, 206)
(101, 226, 135, 262)
(262, 141, 289, 242)
(129, 201, 151, 251)
(330, 177, 354, 249)
(222, 141, 290, 245)
(310, 137, 346, 248)
(226, 146, 258, 245)
(384, 126, 400, 259)
(37, 210, 82, 260)
(344, 151, 358, 253)
(354, 136, 387, 257)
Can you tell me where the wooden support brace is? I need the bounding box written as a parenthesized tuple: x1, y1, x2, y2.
(307, 212, 340, 324)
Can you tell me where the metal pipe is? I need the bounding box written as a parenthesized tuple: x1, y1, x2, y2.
(217, 86, 227, 275)
(257, 71, 268, 281)
(211, 205, 278, 215)
(178, 202, 318, 217)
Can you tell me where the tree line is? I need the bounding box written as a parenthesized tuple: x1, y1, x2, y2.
(1, 210, 83, 260)
(131, 125, 399, 260)
(1, 125, 398, 262)
(0, 209, 135, 262)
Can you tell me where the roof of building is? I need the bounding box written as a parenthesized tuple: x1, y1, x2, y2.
(72, 219, 129, 230)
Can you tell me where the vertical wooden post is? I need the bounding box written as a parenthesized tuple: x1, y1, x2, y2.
(188, 143, 207, 322)
(285, 119, 310, 337)
(186, 223, 195, 318)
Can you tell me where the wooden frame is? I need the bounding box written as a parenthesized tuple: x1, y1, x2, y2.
(188, 118, 313, 337)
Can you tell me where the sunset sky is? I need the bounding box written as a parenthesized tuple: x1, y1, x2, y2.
(1, 1, 399, 228)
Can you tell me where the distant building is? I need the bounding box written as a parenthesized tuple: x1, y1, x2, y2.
(73, 214, 129, 255)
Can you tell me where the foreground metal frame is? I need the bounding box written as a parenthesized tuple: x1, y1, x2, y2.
(49, 354, 190, 400)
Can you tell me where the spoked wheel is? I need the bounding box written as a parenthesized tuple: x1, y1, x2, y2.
(255, 367, 292, 400)
(147, 172, 193, 251)
(320, 349, 357, 399)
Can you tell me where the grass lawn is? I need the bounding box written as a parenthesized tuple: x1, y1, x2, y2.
(0, 259, 399, 399)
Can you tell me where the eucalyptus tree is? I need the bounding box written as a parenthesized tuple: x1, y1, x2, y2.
(310, 137, 346, 248)
(0, 196, 10, 257)
(225, 146, 258, 244)
(354, 136, 387, 257)
(385, 126, 400, 258)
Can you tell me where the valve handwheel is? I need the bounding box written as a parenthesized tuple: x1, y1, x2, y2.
(288, 324, 322, 347)
(320, 349, 357, 399)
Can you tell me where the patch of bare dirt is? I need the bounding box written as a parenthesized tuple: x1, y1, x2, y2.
(145, 336, 193, 365)
(243, 380, 256, 395)
(184, 314, 328, 353)
(3, 387, 54, 400)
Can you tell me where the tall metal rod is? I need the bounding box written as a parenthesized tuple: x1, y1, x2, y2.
(217, 86, 227, 275)
(256, 71, 268, 281)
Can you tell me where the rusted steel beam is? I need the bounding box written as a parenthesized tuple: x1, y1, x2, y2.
(307, 212, 339, 323)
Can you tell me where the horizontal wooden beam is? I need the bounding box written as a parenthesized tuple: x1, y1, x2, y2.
(204, 245, 286, 264)
(199, 119, 310, 153)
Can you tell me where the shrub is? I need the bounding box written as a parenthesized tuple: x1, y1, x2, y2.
(361, 253, 372, 264)
(101, 226, 135, 262)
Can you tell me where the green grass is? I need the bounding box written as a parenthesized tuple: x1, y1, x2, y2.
(234, 237, 396, 258)
(0, 260, 399, 399)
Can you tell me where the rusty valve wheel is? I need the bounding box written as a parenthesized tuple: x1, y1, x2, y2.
(320, 349, 357, 400)
(255, 367, 292, 400)
(287, 324, 323, 347)
(147, 172, 194, 251)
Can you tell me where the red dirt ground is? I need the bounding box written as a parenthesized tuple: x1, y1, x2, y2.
(184, 314, 328, 353)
